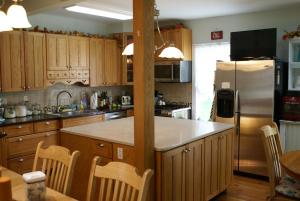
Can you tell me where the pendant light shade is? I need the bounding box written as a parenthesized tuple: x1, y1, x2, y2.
(7, 3, 31, 28)
(122, 43, 134, 56)
(0, 10, 13, 32)
(159, 44, 184, 59)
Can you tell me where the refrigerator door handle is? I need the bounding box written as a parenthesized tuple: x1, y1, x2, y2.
(235, 90, 240, 136)
(235, 90, 240, 113)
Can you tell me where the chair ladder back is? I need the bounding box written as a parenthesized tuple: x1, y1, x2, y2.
(33, 141, 80, 195)
(86, 157, 153, 201)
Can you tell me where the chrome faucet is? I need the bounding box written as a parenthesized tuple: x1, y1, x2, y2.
(56, 90, 72, 112)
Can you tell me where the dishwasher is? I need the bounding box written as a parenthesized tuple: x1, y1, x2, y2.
(104, 111, 127, 121)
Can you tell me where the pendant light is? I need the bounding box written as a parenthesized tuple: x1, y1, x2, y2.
(0, 0, 12, 31)
(122, 1, 184, 59)
(7, 0, 31, 29)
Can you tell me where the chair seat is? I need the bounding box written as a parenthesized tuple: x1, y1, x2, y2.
(276, 175, 300, 199)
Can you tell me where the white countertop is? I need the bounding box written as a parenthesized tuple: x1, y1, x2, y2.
(60, 117, 233, 151)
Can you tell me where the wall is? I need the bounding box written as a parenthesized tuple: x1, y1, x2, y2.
(0, 84, 132, 109)
(184, 4, 300, 61)
(29, 13, 110, 35)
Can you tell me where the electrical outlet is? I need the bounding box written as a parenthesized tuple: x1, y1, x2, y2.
(23, 96, 28, 102)
(117, 147, 123, 160)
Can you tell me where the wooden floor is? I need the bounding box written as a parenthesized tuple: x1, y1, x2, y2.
(212, 176, 296, 201)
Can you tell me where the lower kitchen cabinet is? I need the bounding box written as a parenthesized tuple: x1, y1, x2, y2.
(204, 129, 233, 200)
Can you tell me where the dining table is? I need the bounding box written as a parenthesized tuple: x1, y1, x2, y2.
(280, 150, 300, 181)
(0, 166, 78, 201)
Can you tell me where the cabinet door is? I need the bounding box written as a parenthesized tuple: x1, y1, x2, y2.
(0, 31, 25, 92)
(204, 134, 220, 200)
(186, 140, 205, 201)
(219, 130, 233, 192)
(90, 38, 105, 86)
(24, 32, 45, 90)
(69, 36, 89, 70)
(162, 145, 186, 201)
(46, 34, 69, 71)
(104, 39, 120, 85)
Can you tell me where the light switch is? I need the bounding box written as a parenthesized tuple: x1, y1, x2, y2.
(117, 147, 123, 160)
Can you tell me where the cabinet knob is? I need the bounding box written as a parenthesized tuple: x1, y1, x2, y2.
(22, 86, 26, 90)
(18, 138, 23, 142)
(18, 158, 24, 162)
(45, 121, 50, 125)
(16, 125, 22, 129)
(98, 143, 105, 148)
(183, 149, 189, 153)
(45, 133, 51, 137)
(27, 86, 31, 90)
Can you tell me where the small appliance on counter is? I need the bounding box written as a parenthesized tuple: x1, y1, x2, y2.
(121, 96, 131, 106)
(90, 92, 98, 110)
(15, 105, 27, 117)
(4, 106, 16, 119)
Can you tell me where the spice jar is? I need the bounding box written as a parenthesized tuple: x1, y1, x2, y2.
(22, 171, 46, 201)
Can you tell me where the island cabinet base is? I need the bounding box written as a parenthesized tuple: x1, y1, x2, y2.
(156, 128, 233, 201)
(60, 128, 233, 201)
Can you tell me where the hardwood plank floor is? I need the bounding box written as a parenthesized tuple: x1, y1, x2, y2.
(213, 176, 297, 201)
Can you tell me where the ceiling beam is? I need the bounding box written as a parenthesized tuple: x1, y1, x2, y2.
(20, 0, 83, 15)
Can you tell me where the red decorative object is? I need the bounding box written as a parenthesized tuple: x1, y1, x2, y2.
(211, 31, 223, 40)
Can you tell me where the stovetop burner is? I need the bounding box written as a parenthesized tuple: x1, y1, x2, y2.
(155, 102, 190, 110)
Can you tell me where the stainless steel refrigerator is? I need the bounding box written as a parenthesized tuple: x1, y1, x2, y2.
(214, 60, 275, 177)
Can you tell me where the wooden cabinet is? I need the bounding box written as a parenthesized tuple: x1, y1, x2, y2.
(45, 33, 89, 86)
(0, 31, 25, 92)
(24, 32, 46, 90)
(2, 121, 59, 174)
(126, 109, 134, 117)
(204, 129, 233, 200)
(89, 38, 121, 86)
(161, 139, 204, 201)
(155, 28, 192, 61)
(89, 38, 105, 86)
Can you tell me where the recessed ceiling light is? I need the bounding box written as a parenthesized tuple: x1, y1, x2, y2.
(65, 5, 132, 20)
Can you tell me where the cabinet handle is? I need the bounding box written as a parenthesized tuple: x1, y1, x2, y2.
(187, 148, 192, 152)
(18, 158, 24, 162)
(16, 125, 22, 129)
(183, 149, 189, 153)
(27, 86, 31, 90)
(45, 133, 51, 137)
(45, 121, 50, 125)
(98, 143, 105, 148)
(22, 86, 26, 90)
(17, 138, 23, 142)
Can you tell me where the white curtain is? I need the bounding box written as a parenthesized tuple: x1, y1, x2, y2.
(192, 42, 230, 120)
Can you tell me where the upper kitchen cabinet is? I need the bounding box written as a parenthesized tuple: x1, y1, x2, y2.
(45, 33, 89, 86)
(89, 38, 121, 86)
(288, 38, 300, 91)
(104, 39, 121, 85)
(24, 32, 46, 90)
(0, 31, 25, 92)
(155, 28, 192, 61)
(113, 33, 133, 85)
(46, 34, 69, 71)
(68, 36, 89, 70)
(89, 38, 105, 87)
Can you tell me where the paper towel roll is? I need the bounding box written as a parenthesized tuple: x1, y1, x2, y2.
(0, 176, 12, 201)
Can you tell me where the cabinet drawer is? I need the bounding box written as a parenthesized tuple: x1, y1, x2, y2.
(8, 154, 35, 174)
(113, 143, 135, 165)
(61, 115, 104, 128)
(93, 140, 112, 159)
(7, 131, 58, 158)
(3, 123, 34, 138)
(34, 120, 59, 133)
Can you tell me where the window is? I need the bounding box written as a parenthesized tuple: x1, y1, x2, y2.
(192, 42, 230, 120)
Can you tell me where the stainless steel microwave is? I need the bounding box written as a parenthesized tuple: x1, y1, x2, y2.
(155, 61, 192, 83)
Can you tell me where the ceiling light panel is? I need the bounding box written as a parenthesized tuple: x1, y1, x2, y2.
(65, 5, 132, 20)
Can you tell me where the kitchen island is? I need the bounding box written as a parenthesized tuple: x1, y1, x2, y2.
(60, 117, 234, 201)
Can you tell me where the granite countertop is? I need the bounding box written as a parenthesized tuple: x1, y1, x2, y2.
(61, 117, 234, 151)
(0, 106, 134, 127)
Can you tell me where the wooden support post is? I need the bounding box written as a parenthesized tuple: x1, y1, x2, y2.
(133, 0, 155, 174)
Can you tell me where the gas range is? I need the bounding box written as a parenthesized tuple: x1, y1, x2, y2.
(155, 102, 191, 119)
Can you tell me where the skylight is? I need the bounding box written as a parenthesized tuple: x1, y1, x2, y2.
(65, 5, 132, 20)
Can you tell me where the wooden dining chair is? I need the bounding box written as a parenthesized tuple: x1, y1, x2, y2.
(261, 123, 300, 200)
(86, 156, 154, 201)
(33, 141, 80, 196)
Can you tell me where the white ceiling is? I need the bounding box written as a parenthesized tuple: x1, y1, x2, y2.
(46, 0, 300, 22)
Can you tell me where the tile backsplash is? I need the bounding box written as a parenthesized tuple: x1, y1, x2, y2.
(0, 83, 133, 108)
(155, 83, 192, 104)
